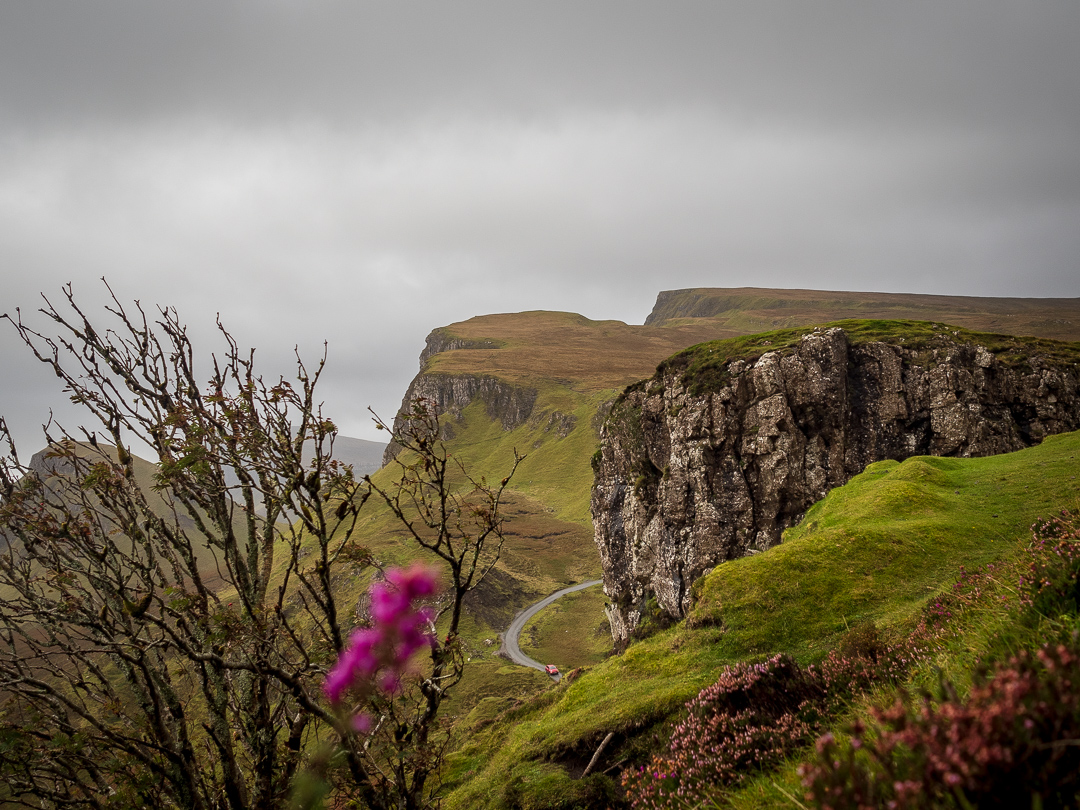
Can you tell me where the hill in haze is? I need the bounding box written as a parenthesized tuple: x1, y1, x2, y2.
(328, 435, 386, 476)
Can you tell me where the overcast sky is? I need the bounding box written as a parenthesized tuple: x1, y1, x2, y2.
(1, 1, 1078, 452)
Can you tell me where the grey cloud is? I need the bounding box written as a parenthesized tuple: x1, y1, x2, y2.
(2, 2, 1077, 132)
(1, 1, 1078, 456)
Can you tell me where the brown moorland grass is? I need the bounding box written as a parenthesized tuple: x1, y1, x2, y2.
(423, 310, 743, 392)
(646, 287, 1080, 342)
(417, 290, 1080, 401)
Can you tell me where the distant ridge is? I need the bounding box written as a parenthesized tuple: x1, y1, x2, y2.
(646, 287, 1080, 342)
(329, 436, 387, 476)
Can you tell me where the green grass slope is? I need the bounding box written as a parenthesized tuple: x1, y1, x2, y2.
(441, 430, 1080, 810)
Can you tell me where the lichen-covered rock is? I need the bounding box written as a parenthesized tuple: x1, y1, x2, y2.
(593, 326, 1080, 644)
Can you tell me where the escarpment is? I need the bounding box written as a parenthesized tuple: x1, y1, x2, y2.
(383, 331, 538, 465)
(592, 323, 1080, 644)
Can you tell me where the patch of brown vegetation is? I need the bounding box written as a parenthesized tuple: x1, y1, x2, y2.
(424, 311, 742, 392)
(647, 287, 1080, 342)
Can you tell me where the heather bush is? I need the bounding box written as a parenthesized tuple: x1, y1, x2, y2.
(801, 510, 1080, 809)
(801, 639, 1080, 809)
(622, 640, 928, 810)
(324, 564, 440, 733)
(1020, 510, 1080, 621)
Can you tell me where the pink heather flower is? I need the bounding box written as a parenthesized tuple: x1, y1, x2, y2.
(324, 565, 440, 709)
(378, 670, 402, 696)
(351, 712, 373, 734)
(387, 563, 439, 599)
(324, 628, 381, 704)
(371, 584, 410, 625)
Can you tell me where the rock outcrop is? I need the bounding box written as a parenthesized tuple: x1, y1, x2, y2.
(418, 327, 505, 367)
(383, 331, 537, 465)
(592, 324, 1080, 643)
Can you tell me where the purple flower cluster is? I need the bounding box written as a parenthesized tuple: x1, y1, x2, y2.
(623, 617, 940, 807)
(324, 564, 440, 731)
(799, 509, 1080, 809)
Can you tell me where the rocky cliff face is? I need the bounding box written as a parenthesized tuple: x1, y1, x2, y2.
(592, 324, 1080, 644)
(383, 330, 537, 465)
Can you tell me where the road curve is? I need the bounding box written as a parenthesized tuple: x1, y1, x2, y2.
(502, 580, 603, 677)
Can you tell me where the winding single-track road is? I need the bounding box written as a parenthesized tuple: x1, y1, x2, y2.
(502, 580, 603, 680)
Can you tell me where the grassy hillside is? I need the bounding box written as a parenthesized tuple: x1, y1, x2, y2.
(439, 429, 1080, 809)
(353, 306, 1080, 768)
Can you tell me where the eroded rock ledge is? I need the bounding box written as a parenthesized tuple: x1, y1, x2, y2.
(383, 332, 537, 465)
(592, 325, 1080, 643)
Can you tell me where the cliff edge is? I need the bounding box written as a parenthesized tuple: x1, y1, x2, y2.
(592, 321, 1080, 643)
(381, 326, 537, 465)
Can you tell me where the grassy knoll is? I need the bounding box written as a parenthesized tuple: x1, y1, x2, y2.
(440, 430, 1080, 809)
(690, 438, 1079, 660)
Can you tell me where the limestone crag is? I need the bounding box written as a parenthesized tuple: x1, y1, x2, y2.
(592, 326, 1080, 643)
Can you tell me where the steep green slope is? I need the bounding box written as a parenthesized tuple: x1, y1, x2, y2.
(441, 429, 1080, 809)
